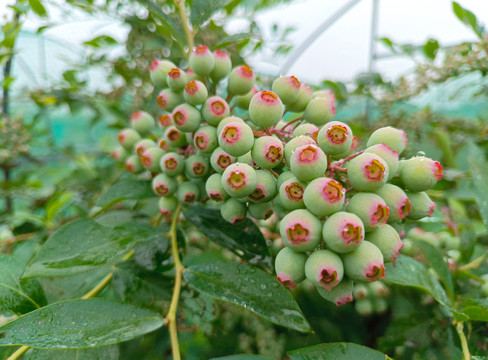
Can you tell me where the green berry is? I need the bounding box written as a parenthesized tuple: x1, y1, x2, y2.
(341, 241, 385, 282)
(366, 224, 403, 263)
(113, 146, 129, 162)
(276, 171, 295, 190)
(346, 193, 389, 231)
(167, 68, 188, 92)
(284, 135, 316, 165)
(177, 181, 200, 204)
(322, 211, 365, 253)
(189, 45, 215, 77)
(158, 114, 172, 128)
(303, 177, 345, 217)
(251, 136, 284, 169)
(355, 298, 373, 316)
(289, 144, 328, 182)
(140, 147, 165, 173)
(303, 97, 336, 126)
(399, 156, 443, 192)
(149, 59, 175, 88)
(279, 209, 322, 252)
(172, 104, 201, 132)
(364, 143, 399, 180)
(375, 184, 411, 223)
(305, 249, 344, 290)
(218, 121, 254, 157)
(248, 170, 277, 202)
(134, 139, 157, 157)
(164, 126, 188, 149)
(202, 96, 230, 126)
(366, 126, 408, 154)
(210, 50, 232, 81)
(346, 153, 389, 192)
(210, 147, 236, 174)
(130, 111, 155, 136)
(118, 128, 141, 150)
(286, 83, 313, 112)
(317, 121, 353, 155)
(406, 191, 436, 220)
(316, 279, 354, 306)
(313, 89, 335, 101)
(221, 162, 257, 198)
(233, 87, 258, 109)
(248, 91, 284, 128)
(271, 75, 301, 104)
(278, 177, 306, 210)
(194, 125, 218, 153)
(157, 89, 184, 112)
(152, 173, 177, 196)
(369, 281, 390, 297)
(227, 65, 255, 95)
(221, 198, 247, 224)
(292, 123, 319, 140)
(125, 154, 143, 173)
(352, 283, 369, 299)
(373, 298, 388, 314)
(205, 173, 228, 202)
(275, 247, 308, 290)
(183, 80, 208, 106)
(160, 152, 185, 176)
(185, 154, 210, 179)
(216, 116, 245, 137)
(158, 196, 178, 221)
(248, 202, 274, 220)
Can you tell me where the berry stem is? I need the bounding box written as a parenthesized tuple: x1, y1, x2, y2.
(176, 0, 194, 59)
(335, 149, 365, 167)
(7, 346, 29, 360)
(268, 169, 279, 178)
(281, 116, 302, 131)
(165, 203, 184, 360)
(454, 321, 471, 360)
(0, 232, 35, 247)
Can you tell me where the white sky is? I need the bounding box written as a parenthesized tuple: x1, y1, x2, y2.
(1, 0, 488, 86)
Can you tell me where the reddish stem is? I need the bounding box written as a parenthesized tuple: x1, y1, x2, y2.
(281, 117, 302, 131)
(335, 150, 365, 167)
(268, 169, 279, 178)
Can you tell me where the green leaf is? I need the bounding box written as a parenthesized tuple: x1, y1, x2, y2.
(0, 254, 47, 313)
(461, 298, 488, 322)
(45, 191, 74, 222)
(183, 205, 271, 268)
(378, 37, 395, 52)
(210, 355, 273, 360)
(0, 299, 163, 349)
(96, 179, 154, 208)
(213, 33, 258, 49)
(468, 157, 488, 228)
(83, 35, 118, 48)
(452, 1, 485, 38)
(28, 0, 48, 17)
(384, 255, 452, 310)
(423, 38, 439, 60)
(23, 219, 164, 278)
(415, 240, 454, 300)
(288, 342, 387, 359)
(183, 262, 311, 333)
(191, 0, 234, 27)
(24, 345, 119, 359)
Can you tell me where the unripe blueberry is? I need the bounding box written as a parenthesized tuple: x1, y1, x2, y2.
(352, 283, 369, 300)
(366, 126, 408, 155)
(158, 196, 178, 221)
(218, 121, 254, 157)
(332, 135, 359, 160)
(303, 97, 336, 126)
(276, 171, 295, 190)
(373, 298, 388, 314)
(227, 65, 255, 95)
(205, 173, 228, 202)
(369, 280, 390, 297)
(275, 247, 307, 290)
(183, 80, 208, 106)
(165, 68, 187, 92)
(202, 96, 230, 126)
(164, 126, 188, 149)
(364, 143, 399, 180)
(313, 89, 335, 101)
(221, 198, 247, 224)
(399, 156, 443, 192)
(316, 278, 354, 306)
(284, 135, 316, 165)
(248, 202, 274, 220)
(152, 173, 177, 196)
(375, 184, 411, 223)
(125, 154, 143, 173)
(292, 123, 319, 140)
(366, 224, 403, 263)
(134, 139, 157, 157)
(233, 87, 258, 110)
(438, 232, 460, 251)
(271, 75, 301, 104)
(216, 116, 245, 136)
(157, 89, 184, 112)
(130, 111, 155, 136)
(317, 121, 353, 155)
(118, 128, 141, 150)
(346, 153, 389, 192)
(160, 152, 185, 176)
(238, 151, 256, 167)
(406, 191, 436, 220)
(286, 83, 313, 113)
(355, 298, 373, 316)
(113, 146, 129, 162)
(185, 154, 210, 179)
(248, 91, 284, 128)
(189, 45, 215, 77)
(289, 144, 328, 182)
(305, 249, 344, 290)
(251, 136, 284, 169)
(322, 211, 365, 253)
(186, 68, 202, 82)
(193, 125, 218, 153)
(140, 147, 165, 173)
(303, 177, 345, 217)
(346, 193, 389, 231)
(177, 181, 200, 204)
(210, 147, 236, 174)
(400, 238, 416, 256)
(221, 162, 257, 198)
(279, 209, 322, 252)
(248, 170, 277, 203)
(341, 241, 385, 282)
(278, 177, 306, 210)
(210, 49, 232, 81)
(149, 59, 175, 88)
(158, 114, 172, 128)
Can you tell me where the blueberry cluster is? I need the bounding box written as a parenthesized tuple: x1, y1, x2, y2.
(112, 45, 443, 306)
